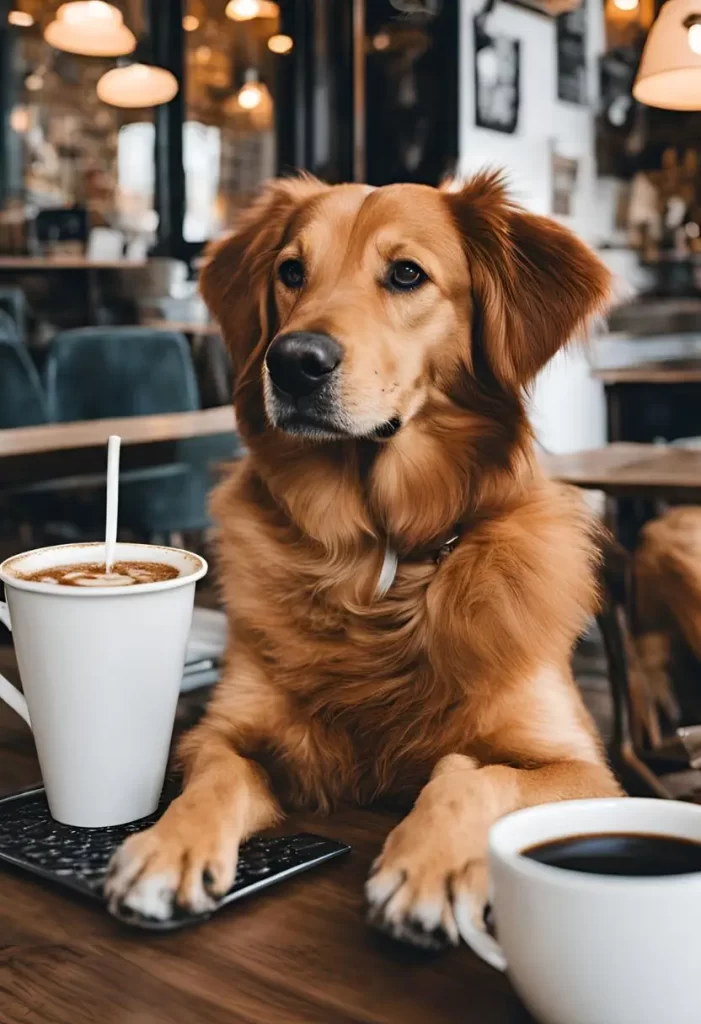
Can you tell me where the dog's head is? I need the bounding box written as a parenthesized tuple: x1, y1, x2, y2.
(201, 172, 610, 444)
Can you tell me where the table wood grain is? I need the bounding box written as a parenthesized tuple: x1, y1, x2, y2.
(0, 408, 237, 487)
(0, 257, 147, 271)
(142, 319, 222, 337)
(593, 365, 701, 384)
(541, 443, 701, 500)
(0, 659, 531, 1024)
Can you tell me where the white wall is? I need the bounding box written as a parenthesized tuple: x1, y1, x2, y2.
(458, 0, 608, 452)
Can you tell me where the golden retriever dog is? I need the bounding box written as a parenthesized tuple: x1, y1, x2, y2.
(106, 172, 621, 946)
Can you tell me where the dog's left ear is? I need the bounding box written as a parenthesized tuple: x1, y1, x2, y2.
(443, 172, 611, 389)
(200, 175, 328, 382)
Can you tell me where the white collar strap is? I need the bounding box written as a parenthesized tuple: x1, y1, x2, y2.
(375, 537, 398, 598)
(373, 526, 463, 599)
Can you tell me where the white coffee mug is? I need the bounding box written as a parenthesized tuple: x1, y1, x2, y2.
(459, 798, 701, 1024)
(0, 541, 207, 828)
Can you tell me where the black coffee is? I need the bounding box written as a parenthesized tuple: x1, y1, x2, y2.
(523, 832, 701, 877)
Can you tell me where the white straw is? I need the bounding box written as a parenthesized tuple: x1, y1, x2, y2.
(104, 435, 121, 572)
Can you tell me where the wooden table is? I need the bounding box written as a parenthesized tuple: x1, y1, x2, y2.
(142, 319, 222, 338)
(545, 442, 701, 800)
(591, 360, 701, 542)
(0, 258, 147, 271)
(0, 256, 150, 326)
(542, 442, 701, 503)
(0, 407, 237, 487)
(0, 657, 531, 1024)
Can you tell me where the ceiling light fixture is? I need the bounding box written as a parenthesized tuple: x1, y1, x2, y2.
(97, 61, 178, 108)
(8, 10, 34, 27)
(44, 1, 136, 57)
(633, 0, 701, 109)
(10, 106, 30, 133)
(225, 0, 279, 21)
(236, 68, 267, 109)
(688, 16, 701, 52)
(267, 33, 293, 53)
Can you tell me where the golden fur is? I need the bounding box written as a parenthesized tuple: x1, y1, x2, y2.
(106, 174, 621, 943)
(632, 507, 701, 743)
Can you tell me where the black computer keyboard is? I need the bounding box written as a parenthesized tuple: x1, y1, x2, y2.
(0, 785, 350, 931)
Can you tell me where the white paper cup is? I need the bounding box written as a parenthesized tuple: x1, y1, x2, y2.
(0, 541, 207, 827)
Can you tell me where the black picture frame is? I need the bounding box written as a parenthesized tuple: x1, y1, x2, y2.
(556, 1, 588, 106)
(473, 18, 520, 135)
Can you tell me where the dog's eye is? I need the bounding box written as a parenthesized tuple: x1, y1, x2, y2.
(387, 260, 427, 291)
(278, 259, 304, 289)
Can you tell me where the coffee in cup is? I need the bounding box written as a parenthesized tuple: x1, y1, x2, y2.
(19, 560, 180, 588)
(523, 830, 701, 877)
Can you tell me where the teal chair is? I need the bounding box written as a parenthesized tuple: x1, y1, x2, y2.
(43, 327, 239, 538)
(0, 335, 48, 428)
(0, 287, 28, 343)
(0, 308, 21, 345)
(0, 337, 49, 540)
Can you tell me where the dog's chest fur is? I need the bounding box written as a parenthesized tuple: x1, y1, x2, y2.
(224, 523, 472, 806)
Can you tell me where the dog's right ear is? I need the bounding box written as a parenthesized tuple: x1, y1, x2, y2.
(200, 176, 327, 381)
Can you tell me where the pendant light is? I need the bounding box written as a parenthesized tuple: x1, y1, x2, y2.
(633, 0, 701, 110)
(44, 2, 136, 58)
(225, 0, 279, 21)
(267, 33, 293, 54)
(8, 10, 34, 27)
(95, 5, 179, 111)
(236, 68, 269, 110)
(97, 60, 178, 108)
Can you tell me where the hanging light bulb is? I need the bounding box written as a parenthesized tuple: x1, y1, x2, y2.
(225, 0, 279, 21)
(267, 33, 293, 54)
(688, 17, 701, 52)
(97, 62, 178, 108)
(236, 69, 267, 110)
(44, 2, 136, 57)
(612, 0, 638, 10)
(8, 10, 34, 27)
(226, 0, 260, 19)
(182, 14, 199, 31)
(10, 106, 30, 133)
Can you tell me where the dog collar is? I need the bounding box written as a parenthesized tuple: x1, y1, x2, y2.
(375, 527, 462, 598)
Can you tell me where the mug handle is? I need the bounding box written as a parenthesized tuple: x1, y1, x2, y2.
(455, 901, 508, 972)
(0, 601, 31, 727)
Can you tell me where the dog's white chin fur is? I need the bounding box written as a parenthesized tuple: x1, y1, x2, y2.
(263, 375, 396, 442)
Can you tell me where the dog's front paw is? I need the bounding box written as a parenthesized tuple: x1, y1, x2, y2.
(104, 805, 240, 922)
(365, 812, 490, 951)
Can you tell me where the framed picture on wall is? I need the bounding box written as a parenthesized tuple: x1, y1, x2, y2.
(473, 18, 520, 135)
(557, 1, 588, 105)
(551, 150, 579, 216)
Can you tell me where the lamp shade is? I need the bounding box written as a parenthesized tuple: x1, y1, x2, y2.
(97, 63, 178, 108)
(633, 0, 701, 110)
(44, 2, 136, 57)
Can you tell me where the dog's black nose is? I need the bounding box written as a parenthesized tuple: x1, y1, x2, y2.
(265, 332, 343, 399)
